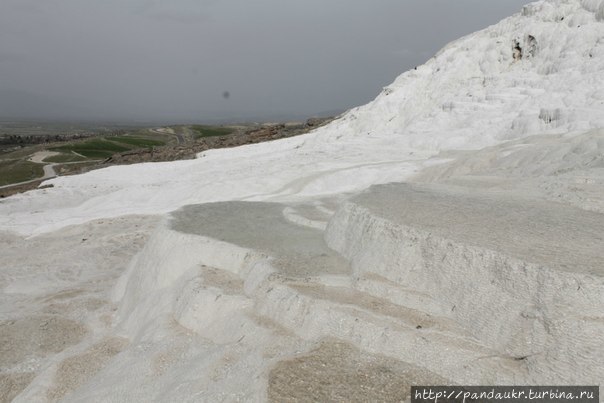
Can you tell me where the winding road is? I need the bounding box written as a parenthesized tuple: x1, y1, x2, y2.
(151, 127, 185, 145)
(0, 151, 92, 190)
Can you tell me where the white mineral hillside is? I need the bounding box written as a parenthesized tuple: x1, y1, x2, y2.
(1, 0, 603, 401)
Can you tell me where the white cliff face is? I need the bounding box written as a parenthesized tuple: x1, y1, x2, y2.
(2, 1, 604, 401)
(321, 0, 604, 150)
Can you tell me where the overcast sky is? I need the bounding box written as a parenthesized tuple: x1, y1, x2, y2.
(0, 0, 529, 123)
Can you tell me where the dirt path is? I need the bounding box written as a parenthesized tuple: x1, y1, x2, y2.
(0, 152, 59, 191)
(1, 151, 104, 192)
(151, 127, 184, 145)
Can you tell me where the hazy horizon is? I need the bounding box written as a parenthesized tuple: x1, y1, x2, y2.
(1, 0, 529, 124)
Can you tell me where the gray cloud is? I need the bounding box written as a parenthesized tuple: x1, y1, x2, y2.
(0, 0, 529, 123)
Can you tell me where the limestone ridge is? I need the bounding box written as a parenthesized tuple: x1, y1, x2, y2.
(320, 0, 604, 151)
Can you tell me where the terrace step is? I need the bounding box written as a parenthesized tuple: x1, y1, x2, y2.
(325, 182, 604, 384)
(251, 277, 525, 384)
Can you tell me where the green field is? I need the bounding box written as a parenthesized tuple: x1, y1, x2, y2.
(50, 139, 130, 159)
(0, 160, 44, 186)
(191, 125, 235, 139)
(0, 127, 173, 188)
(1, 146, 46, 160)
(49, 136, 167, 159)
(43, 153, 88, 163)
(109, 136, 165, 147)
